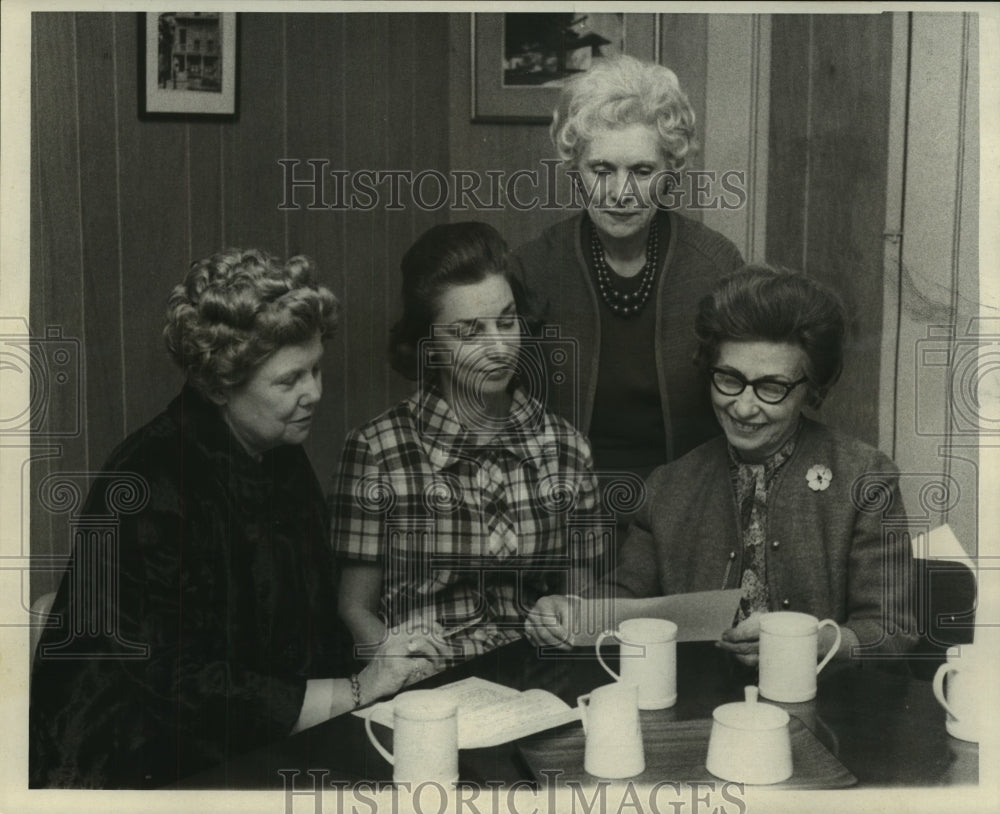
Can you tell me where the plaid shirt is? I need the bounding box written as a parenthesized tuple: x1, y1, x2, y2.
(331, 385, 602, 662)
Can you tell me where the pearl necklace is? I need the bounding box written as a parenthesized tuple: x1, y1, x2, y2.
(590, 221, 659, 318)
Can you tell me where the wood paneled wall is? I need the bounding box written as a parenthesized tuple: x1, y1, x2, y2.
(766, 14, 895, 446)
(30, 12, 450, 596)
(32, 11, 721, 600)
(32, 11, 966, 598)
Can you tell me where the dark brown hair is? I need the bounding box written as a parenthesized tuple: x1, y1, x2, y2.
(388, 222, 539, 381)
(693, 265, 846, 409)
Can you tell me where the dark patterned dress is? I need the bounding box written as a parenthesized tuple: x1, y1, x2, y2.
(30, 385, 350, 788)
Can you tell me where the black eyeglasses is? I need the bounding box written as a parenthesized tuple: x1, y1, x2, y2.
(709, 367, 808, 405)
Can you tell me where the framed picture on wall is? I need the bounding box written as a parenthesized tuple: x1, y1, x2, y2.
(472, 12, 660, 124)
(139, 12, 239, 120)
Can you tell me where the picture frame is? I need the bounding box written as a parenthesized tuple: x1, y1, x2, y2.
(138, 12, 239, 121)
(471, 12, 660, 124)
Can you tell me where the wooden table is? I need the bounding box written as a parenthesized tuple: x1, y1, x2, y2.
(175, 639, 978, 790)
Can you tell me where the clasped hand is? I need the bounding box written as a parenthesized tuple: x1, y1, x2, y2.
(358, 622, 450, 702)
(524, 595, 578, 650)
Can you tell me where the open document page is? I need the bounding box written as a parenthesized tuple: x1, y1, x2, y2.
(353, 676, 580, 749)
(567, 589, 744, 646)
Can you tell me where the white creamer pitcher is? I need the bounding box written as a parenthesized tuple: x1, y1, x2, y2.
(577, 682, 645, 779)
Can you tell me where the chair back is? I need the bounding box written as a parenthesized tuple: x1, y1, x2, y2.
(909, 559, 976, 680)
(30, 591, 58, 668)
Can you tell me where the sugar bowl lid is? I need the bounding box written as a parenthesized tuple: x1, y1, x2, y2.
(712, 686, 790, 731)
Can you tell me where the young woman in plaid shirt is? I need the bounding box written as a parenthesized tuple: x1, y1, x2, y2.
(332, 222, 604, 669)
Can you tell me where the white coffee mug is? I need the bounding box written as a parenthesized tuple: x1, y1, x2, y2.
(758, 611, 841, 703)
(364, 690, 459, 785)
(595, 618, 678, 710)
(933, 644, 981, 742)
(577, 682, 645, 779)
(706, 685, 793, 784)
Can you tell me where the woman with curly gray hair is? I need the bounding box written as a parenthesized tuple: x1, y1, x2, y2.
(30, 249, 444, 789)
(515, 55, 745, 480)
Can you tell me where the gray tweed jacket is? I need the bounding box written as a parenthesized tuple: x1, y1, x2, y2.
(604, 417, 918, 656)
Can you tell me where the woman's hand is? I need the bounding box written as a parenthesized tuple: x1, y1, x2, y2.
(718, 615, 857, 666)
(356, 626, 449, 704)
(717, 613, 762, 666)
(524, 595, 578, 650)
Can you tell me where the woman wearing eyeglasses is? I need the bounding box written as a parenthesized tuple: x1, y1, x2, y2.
(526, 266, 916, 664)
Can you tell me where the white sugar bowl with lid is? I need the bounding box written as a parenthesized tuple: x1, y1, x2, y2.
(706, 686, 793, 784)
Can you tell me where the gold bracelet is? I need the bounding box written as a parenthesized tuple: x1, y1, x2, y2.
(350, 673, 362, 708)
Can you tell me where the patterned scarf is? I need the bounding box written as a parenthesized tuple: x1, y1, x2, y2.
(730, 427, 800, 624)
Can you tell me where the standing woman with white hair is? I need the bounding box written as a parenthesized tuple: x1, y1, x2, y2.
(515, 56, 744, 482)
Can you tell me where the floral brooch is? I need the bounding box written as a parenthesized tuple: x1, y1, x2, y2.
(806, 464, 833, 491)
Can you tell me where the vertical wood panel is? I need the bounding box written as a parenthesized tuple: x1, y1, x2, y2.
(285, 12, 349, 491)
(369, 14, 395, 423)
(30, 13, 87, 597)
(75, 13, 126, 469)
(385, 13, 418, 401)
(382, 11, 414, 413)
(661, 13, 708, 191)
(396, 12, 451, 408)
(765, 14, 893, 445)
(222, 12, 288, 254)
(702, 14, 770, 261)
(805, 14, 893, 444)
(116, 15, 190, 431)
(766, 15, 810, 271)
(660, 14, 709, 224)
(188, 123, 225, 259)
(878, 12, 910, 457)
(341, 13, 389, 435)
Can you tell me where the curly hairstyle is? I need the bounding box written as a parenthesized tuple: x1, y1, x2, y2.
(163, 248, 339, 396)
(388, 222, 540, 381)
(550, 55, 697, 170)
(693, 265, 846, 409)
